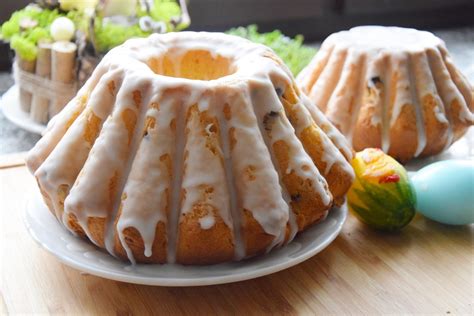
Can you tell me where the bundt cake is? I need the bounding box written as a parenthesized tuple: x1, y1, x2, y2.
(297, 26, 474, 162)
(26, 32, 354, 265)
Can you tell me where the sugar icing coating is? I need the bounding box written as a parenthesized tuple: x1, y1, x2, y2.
(297, 26, 474, 162)
(27, 32, 354, 265)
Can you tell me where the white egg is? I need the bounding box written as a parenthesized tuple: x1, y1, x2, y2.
(50, 17, 75, 42)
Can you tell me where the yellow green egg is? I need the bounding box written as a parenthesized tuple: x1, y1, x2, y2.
(348, 148, 416, 231)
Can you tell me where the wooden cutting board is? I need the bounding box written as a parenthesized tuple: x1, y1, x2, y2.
(1, 152, 472, 315)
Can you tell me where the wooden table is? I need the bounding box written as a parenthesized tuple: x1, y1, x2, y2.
(1, 152, 472, 315)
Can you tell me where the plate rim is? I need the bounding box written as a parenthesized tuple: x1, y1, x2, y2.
(1, 85, 47, 135)
(24, 190, 347, 286)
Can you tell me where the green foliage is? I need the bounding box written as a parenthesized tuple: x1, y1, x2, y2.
(94, 0, 184, 53)
(1, 0, 185, 58)
(66, 10, 89, 34)
(1, 7, 59, 40)
(94, 19, 149, 53)
(27, 27, 51, 43)
(10, 35, 37, 61)
(145, 0, 181, 22)
(0, 6, 60, 60)
(226, 25, 316, 76)
(136, 0, 187, 32)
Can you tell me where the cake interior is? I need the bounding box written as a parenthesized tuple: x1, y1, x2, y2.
(147, 49, 236, 81)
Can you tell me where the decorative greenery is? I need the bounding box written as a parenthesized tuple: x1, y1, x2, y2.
(138, 0, 183, 27)
(1, 7, 59, 39)
(65, 10, 89, 35)
(94, 19, 148, 53)
(1, 6, 60, 60)
(10, 35, 38, 61)
(1, 0, 185, 60)
(226, 25, 316, 76)
(95, 0, 185, 52)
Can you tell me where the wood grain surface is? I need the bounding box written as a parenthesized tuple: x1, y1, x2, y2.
(1, 154, 472, 315)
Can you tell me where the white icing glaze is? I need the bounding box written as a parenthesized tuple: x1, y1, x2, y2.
(27, 32, 353, 264)
(116, 96, 176, 263)
(297, 26, 473, 160)
(406, 54, 427, 157)
(322, 26, 441, 52)
(166, 99, 186, 264)
(35, 68, 124, 220)
(438, 46, 474, 117)
(425, 48, 458, 150)
(300, 96, 355, 178)
(214, 92, 245, 259)
(324, 50, 365, 139)
(229, 89, 289, 239)
(26, 64, 108, 174)
(380, 56, 393, 154)
(199, 215, 215, 230)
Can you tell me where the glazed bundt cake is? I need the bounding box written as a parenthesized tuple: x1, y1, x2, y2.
(297, 26, 474, 162)
(27, 32, 354, 265)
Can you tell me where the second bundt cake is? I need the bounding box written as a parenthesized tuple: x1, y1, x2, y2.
(297, 26, 474, 162)
(26, 32, 354, 265)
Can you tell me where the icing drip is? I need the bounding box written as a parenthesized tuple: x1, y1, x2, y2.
(65, 71, 153, 250)
(308, 47, 348, 113)
(325, 51, 365, 139)
(426, 48, 458, 150)
(438, 46, 474, 116)
(346, 55, 368, 144)
(215, 97, 245, 260)
(365, 58, 385, 129)
(299, 96, 354, 178)
(199, 215, 215, 230)
(231, 88, 288, 240)
(36, 69, 122, 221)
(285, 197, 298, 244)
(250, 77, 333, 245)
(166, 100, 187, 264)
(407, 55, 427, 157)
(247, 81, 292, 248)
(433, 104, 449, 124)
(381, 56, 392, 154)
(116, 93, 176, 263)
(298, 43, 334, 94)
(99, 77, 151, 257)
(300, 96, 353, 164)
(180, 98, 233, 231)
(26, 65, 108, 174)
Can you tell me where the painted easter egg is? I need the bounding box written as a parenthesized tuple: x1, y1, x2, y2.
(348, 148, 416, 230)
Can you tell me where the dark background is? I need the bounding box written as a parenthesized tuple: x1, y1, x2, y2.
(1, 0, 474, 70)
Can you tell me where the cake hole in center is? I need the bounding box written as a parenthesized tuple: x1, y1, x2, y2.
(147, 49, 236, 81)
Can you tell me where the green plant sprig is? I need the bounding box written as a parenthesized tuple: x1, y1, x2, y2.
(226, 25, 316, 76)
(1, 0, 185, 60)
(1, 6, 61, 61)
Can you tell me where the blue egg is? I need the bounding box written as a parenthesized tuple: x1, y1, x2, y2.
(411, 160, 474, 225)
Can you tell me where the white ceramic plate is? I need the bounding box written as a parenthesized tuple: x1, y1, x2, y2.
(24, 189, 347, 286)
(1, 85, 47, 135)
